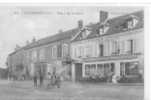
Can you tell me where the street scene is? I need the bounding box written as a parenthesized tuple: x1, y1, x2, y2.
(0, 5, 144, 100)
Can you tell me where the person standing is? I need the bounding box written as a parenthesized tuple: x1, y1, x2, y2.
(39, 65, 44, 87)
(31, 63, 38, 88)
(33, 71, 38, 88)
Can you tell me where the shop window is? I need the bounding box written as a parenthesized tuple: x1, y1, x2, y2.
(85, 63, 115, 78)
(85, 64, 96, 77)
(111, 63, 115, 72)
(97, 64, 104, 76)
(90, 64, 96, 75)
(120, 63, 125, 76)
(120, 62, 139, 76)
(125, 62, 139, 75)
(85, 64, 91, 76)
(104, 64, 110, 76)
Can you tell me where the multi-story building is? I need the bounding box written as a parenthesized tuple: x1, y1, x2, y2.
(7, 10, 144, 83)
(23, 28, 80, 79)
(7, 22, 82, 80)
(70, 10, 144, 82)
(7, 47, 26, 80)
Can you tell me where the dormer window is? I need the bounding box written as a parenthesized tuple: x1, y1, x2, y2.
(81, 28, 91, 39)
(127, 15, 138, 29)
(99, 25, 109, 35)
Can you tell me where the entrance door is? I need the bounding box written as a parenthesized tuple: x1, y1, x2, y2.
(75, 63, 83, 81)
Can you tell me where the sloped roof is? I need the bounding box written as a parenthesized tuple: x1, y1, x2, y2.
(24, 28, 79, 50)
(72, 10, 144, 42)
(9, 10, 144, 55)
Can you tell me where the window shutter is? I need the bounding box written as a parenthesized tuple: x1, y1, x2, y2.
(57, 44, 62, 58)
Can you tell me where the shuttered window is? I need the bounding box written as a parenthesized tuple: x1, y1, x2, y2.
(39, 48, 45, 60)
(52, 46, 57, 58)
(62, 44, 68, 57)
(57, 44, 62, 58)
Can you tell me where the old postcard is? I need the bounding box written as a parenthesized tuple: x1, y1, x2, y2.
(0, 4, 144, 100)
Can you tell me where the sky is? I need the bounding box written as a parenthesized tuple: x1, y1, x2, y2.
(0, 6, 143, 68)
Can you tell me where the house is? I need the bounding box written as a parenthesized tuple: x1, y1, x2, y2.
(70, 10, 144, 82)
(7, 10, 144, 83)
(7, 46, 26, 80)
(7, 21, 82, 80)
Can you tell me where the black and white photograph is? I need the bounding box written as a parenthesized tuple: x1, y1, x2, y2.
(0, 4, 144, 100)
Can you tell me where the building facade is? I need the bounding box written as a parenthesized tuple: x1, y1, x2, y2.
(7, 48, 27, 80)
(7, 24, 81, 80)
(7, 10, 144, 83)
(71, 11, 144, 82)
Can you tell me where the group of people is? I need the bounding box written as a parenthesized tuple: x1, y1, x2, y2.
(33, 69, 44, 88)
(33, 70, 61, 88)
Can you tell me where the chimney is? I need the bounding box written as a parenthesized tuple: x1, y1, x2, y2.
(78, 20, 83, 29)
(99, 11, 108, 23)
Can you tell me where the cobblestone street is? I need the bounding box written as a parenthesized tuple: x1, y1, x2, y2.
(0, 80, 144, 100)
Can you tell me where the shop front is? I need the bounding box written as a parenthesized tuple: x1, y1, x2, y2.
(72, 56, 143, 83)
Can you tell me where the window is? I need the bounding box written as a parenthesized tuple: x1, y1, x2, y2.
(78, 46, 84, 58)
(119, 41, 125, 54)
(74, 47, 77, 58)
(112, 40, 120, 55)
(85, 64, 97, 77)
(126, 39, 134, 54)
(125, 62, 139, 75)
(120, 63, 125, 76)
(26, 52, 30, 59)
(85, 64, 91, 76)
(81, 28, 91, 39)
(99, 25, 109, 35)
(121, 16, 138, 31)
(31, 50, 37, 61)
(49, 47, 52, 58)
(85, 63, 114, 78)
(85, 45, 92, 57)
(52, 46, 57, 58)
(97, 64, 104, 77)
(39, 49, 45, 60)
(99, 28, 104, 35)
(62, 44, 68, 57)
(127, 18, 138, 29)
(99, 44, 104, 56)
(120, 62, 139, 76)
(85, 29, 91, 36)
(57, 44, 62, 58)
